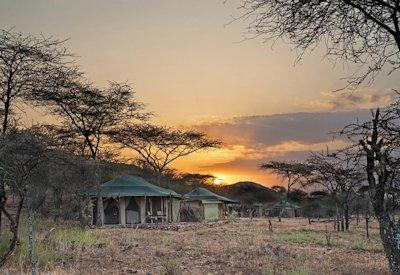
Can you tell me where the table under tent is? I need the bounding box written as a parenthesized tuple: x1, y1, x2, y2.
(90, 175, 182, 225)
(181, 187, 237, 221)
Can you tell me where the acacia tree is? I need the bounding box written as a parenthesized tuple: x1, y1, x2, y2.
(0, 130, 50, 269)
(238, 0, 400, 88)
(0, 29, 70, 235)
(260, 161, 310, 198)
(112, 123, 221, 185)
(32, 140, 96, 227)
(340, 97, 400, 273)
(260, 161, 310, 221)
(30, 78, 148, 226)
(0, 29, 70, 132)
(306, 152, 365, 231)
(178, 173, 216, 187)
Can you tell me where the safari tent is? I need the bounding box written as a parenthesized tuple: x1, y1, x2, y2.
(270, 200, 300, 218)
(90, 175, 181, 225)
(181, 187, 237, 221)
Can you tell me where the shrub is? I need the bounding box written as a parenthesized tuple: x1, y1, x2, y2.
(351, 236, 383, 251)
(263, 266, 311, 275)
(161, 259, 181, 275)
(179, 207, 202, 222)
(278, 229, 324, 245)
(0, 219, 107, 269)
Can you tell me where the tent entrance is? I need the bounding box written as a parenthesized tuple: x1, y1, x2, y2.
(104, 199, 120, 224)
(126, 197, 141, 224)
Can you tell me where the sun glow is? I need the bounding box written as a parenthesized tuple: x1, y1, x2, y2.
(213, 174, 229, 185)
(214, 177, 222, 185)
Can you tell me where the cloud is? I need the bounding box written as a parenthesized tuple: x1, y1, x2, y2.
(189, 109, 372, 184)
(311, 90, 396, 110)
(195, 110, 370, 147)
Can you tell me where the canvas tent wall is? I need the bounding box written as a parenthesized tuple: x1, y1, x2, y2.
(270, 200, 300, 218)
(89, 175, 181, 225)
(182, 187, 237, 221)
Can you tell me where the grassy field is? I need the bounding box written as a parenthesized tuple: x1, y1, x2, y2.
(1, 218, 388, 274)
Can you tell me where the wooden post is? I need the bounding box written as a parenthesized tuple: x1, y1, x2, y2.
(169, 193, 173, 223)
(119, 197, 126, 225)
(333, 217, 336, 230)
(268, 216, 273, 233)
(356, 209, 360, 226)
(144, 195, 147, 224)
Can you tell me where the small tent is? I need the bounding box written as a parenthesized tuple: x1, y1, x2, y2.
(89, 175, 182, 225)
(270, 200, 300, 218)
(181, 187, 237, 221)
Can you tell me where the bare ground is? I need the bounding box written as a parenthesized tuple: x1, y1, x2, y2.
(2, 218, 389, 275)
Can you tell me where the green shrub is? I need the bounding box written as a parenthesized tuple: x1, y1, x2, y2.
(53, 228, 105, 246)
(161, 259, 181, 275)
(286, 266, 312, 275)
(0, 220, 107, 268)
(263, 266, 311, 275)
(126, 234, 148, 242)
(351, 236, 383, 251)
(278, 229, 324, 245)
(0, 231, 58, 268)
(161, 235, 173, 246)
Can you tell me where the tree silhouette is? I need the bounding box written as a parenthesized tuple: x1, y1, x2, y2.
(31, 77, 148, 226)
(238, 0, 400, 88)
(340, 97, 400, 273)
(113, 123, 221, 185)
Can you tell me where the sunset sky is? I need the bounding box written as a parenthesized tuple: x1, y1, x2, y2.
(1, 0, 400, 185)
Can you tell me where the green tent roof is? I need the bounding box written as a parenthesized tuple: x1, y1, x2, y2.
(90, 175, 181, 198)
(184, 187, 237, 203)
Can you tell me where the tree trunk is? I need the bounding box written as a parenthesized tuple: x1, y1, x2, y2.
(377, 213, 400, 274)
(268, 217, 273, 232)
(344, 205, 350, 231)
(0, 183, 5, 237)
(278, 206, 284, 222)
(95, 161, 103, 226)
(0, 96, 11, 238)
(27, 198, 38, 275)
(336, 205, 340, 232)
(96, 195, 103, 226)
(78, 195, 87, 229)
(356, 210, 359, 226)
(0, 195, 24, 267)
(157, 172, 162, 187)
(53, 187, 61, 221)
(2, 97, 10, 134)
(365, 215, 370, 238)
(340, 215, 345, 232)
(359, 109, 400, 274)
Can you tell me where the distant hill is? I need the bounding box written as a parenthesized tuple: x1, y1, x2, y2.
(216, 181, 280, 203)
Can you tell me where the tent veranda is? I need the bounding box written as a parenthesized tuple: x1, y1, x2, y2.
(88, 175, 182, 225)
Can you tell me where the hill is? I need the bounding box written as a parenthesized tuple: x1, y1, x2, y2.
(216, 181, 280, 203)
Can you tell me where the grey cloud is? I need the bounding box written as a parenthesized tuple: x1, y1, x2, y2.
(196, 110, 371, 147)
(313, 91, 396, 110)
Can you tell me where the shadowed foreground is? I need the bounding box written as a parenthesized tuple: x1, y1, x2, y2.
(2, 218, 388, 274)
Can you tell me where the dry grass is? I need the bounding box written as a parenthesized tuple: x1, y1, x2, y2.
(1, 218, 389, 274)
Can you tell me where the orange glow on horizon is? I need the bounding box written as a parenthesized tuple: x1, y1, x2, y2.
(212, 173, 231, 185)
